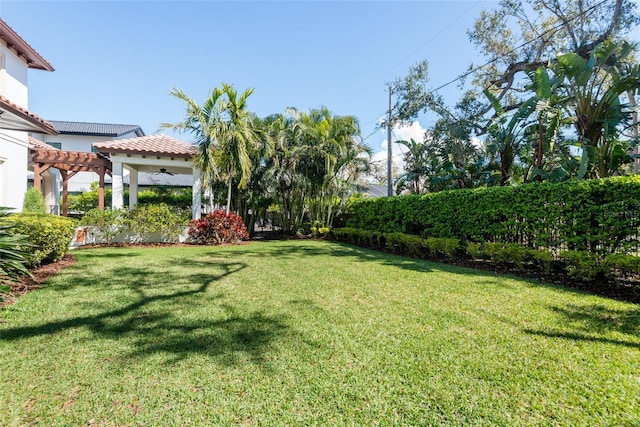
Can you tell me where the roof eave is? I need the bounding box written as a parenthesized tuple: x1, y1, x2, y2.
(0, 19, 54, 72)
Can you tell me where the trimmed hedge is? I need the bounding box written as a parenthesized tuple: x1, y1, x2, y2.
(2, 213, 76, 268)
(331, 227, 640, 285)
(346, 176, 640, 255)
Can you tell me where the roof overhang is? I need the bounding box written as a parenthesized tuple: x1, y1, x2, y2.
(0, 19, 54, 71)
(0, 96, 57, 135)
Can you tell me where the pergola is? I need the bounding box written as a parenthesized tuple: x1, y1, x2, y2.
(30, 144, 111, 216)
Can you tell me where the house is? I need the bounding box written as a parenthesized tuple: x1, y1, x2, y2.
(0, 19, 57, 211)
(30, 120, 145, 193)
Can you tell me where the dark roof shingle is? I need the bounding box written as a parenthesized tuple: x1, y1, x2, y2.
(49, 120, 145, 137)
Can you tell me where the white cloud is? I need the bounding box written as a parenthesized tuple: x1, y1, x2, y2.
(372, 121, 428, 172)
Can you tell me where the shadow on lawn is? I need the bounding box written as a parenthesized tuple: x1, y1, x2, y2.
(205, 240, 437, 274)
(524, 303, 640, 349)
(0, 258, 295, 367)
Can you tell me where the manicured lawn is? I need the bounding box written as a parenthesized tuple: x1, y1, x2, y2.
(1, 240, 639, 426)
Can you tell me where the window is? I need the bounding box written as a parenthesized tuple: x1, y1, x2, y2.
(0, 52, 4, 70)
(91, 145, 98, 153)
(47, 142, 62, 149)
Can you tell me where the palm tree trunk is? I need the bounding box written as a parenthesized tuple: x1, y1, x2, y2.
(226, 178, 232, 214)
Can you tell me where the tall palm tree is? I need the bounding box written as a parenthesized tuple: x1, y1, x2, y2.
(163, 83, 262, 214)
(161, 87, 225, 212)
(214, 83, 262, 213)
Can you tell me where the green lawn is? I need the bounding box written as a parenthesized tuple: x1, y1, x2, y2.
(1, 240, 639, 426)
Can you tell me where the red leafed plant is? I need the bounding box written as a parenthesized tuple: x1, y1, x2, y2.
(187, 210, 249, 245)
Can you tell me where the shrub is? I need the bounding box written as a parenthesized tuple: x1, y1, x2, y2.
(466, 241, 483, 260)
(187, 210, 249, 245)
(0, 208, 31, 287)
(124, 204, 189, 243)
(81, 208, 125, 244)
(560, 250, 604, 282)
(603, 254, 640, 276)
(424, 237, 460, 259)
(2, 213, 76, 268)
(385, 232, 423, 255)
(23, 188, 47, 214)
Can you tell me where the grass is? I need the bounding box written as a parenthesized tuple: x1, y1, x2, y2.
(1, 240, 639, 426)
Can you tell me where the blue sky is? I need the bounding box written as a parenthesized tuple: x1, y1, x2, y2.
(2, 0, 499, 160)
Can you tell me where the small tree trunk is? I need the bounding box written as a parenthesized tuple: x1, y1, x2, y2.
(226, 178, 232, 214)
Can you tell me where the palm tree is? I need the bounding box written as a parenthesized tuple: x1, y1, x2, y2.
(214, 83, 262, 213)
(161, 87, 226, 212)
(163, 83, 262, 214)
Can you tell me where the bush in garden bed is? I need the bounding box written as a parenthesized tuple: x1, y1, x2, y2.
(1, 213, 76, 268)
(187, 210, 249, 245)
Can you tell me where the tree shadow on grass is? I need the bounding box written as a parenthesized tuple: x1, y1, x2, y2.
(0, 259, 299, 368)
(523, 303, 640, 349)
(202, 241, 437, 274)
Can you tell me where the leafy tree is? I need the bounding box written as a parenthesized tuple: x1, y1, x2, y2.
(468, 0, 639, 109)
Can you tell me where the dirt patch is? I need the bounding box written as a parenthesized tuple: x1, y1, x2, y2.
(0, 254, 77, 312)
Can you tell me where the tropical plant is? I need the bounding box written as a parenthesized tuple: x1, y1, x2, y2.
(0, 208, 31, 286)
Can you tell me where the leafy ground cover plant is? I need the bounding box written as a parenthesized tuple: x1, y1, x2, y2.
(187, 210, 249, 244)
(0, 208, 31, 296)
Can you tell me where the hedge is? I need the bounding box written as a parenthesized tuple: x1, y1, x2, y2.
(1, 213, 76, 268)
(346, 176, 640, 255)
(331, 227, 640, 285)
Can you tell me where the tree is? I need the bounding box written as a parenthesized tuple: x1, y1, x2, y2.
(161, 87, 226, 212)
(553, 40, 640, 178)
(468, 0, 639, 110)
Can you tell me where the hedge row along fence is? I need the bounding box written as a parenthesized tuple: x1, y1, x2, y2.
(331, 227, 640, 286)
(346, 176, 640, 256)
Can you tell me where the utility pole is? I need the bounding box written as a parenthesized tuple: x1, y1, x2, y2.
(387, 85, 393, 197)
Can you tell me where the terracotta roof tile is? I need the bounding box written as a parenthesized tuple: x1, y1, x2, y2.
(28, 136, 58, 150)
(93, 134, 196, 158)
(0, 95, 58, 134)
(0, 19, 54, 71)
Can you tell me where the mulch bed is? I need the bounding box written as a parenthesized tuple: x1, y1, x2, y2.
(0, 254, 77, 314)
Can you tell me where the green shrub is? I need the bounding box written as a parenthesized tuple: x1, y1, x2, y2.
(528, 249, 554, 273)
(560, 250, 604, 282)
(603, 254, 640, 276)
(424, 237, 460, 259)
(2, 213, 76, 268)
(23, 188, 47, 214)
(385, 232, 423, 255)
(483, 243, 530, 269)
(466, 241, 484, 260)
(81, 208, 125, 244)
(124, 204, 189, 243)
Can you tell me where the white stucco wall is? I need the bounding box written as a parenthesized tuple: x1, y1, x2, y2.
(0, 43, 29, 106)
(0, 129, 28, 211)
(0, 42, 30, 211)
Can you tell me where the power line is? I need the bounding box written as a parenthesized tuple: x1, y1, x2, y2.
(362, 0, 611, 142)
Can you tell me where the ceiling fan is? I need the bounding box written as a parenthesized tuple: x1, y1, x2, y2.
(158, 167, 175, 176)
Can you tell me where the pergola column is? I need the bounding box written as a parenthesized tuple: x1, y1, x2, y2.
(128, 167, 138, 208)
(98, 166, 105, 210)
(192, 167, 202, 219)
(112, 160, 124, 209)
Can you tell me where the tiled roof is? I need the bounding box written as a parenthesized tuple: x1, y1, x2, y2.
(93, 134, 196, 158)
(49, 120, 145, 137)
(0, 95, 58, 134)
(0, 19, 54, 71)
(28, 136, 58, 150)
